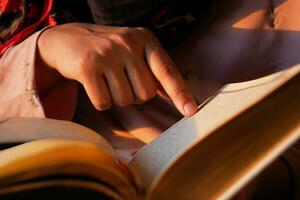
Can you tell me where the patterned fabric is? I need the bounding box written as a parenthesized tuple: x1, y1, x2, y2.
(0, 0, 54, 55)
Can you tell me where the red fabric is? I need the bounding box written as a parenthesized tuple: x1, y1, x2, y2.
(0, 0, 54, 56)
(0, 0, 23, 13)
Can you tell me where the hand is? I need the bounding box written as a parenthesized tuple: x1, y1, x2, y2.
(37, 23, 197, 116)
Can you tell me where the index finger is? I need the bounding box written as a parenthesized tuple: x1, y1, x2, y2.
(144, 32, 197, 116)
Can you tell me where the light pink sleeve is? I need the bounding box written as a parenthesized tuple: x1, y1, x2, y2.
(0, 29, 78, 120)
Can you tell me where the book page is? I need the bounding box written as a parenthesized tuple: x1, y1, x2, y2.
(0, 118, 141, 199)
(0, 118, 115, 156)
(128, 65, 300, 190)
(147, 67, 300, 200)
(0, 139, 139, 200)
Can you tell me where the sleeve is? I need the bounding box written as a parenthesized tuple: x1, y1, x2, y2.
(0, 28, 79, 120)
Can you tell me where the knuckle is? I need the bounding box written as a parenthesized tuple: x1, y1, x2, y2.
(112, 27, 151, 52)
(135, 27, 151, 35)
(135, 27, 155, 41)
(173, 88, 188, 99)
(159, 63, 178, 79)
(99, 38, 116, 54)
(76, 51, 100, 77)
(111, 33, 127, 44)
(112, 29, 134, 46)
(119, 27, 132, 35)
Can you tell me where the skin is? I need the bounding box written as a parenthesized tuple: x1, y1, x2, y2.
(73, 2, 300, 199)
(76, 0, 300, 150)
(37, 23, 198, 116)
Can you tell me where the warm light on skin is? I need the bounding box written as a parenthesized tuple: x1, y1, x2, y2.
(232, 1, 300, 31)
(113, 130, 140, 140)
(127, 127, 162, 144)
(232, 9, 271, 30)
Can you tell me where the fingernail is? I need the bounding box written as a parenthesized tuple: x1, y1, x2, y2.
(183, 101, 197, 116)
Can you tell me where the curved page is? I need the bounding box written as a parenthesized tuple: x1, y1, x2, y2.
(147, 68, 300, 200)
(0, 140, 139, 200)
(0, 118, 115, 156)
(128, 65, 300, 190)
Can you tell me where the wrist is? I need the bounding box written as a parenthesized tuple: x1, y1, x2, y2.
(35, 27, 63, 96)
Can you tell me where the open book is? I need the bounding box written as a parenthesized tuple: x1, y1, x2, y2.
(0, 65, 299, 200)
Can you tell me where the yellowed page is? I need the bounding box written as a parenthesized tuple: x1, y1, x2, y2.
(128, 65, 300, 191)
(147, 68, 300, 200)
(0, 118, 141, 199)
(0, 118, 115, 156)
(0, 139, 139, 200)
